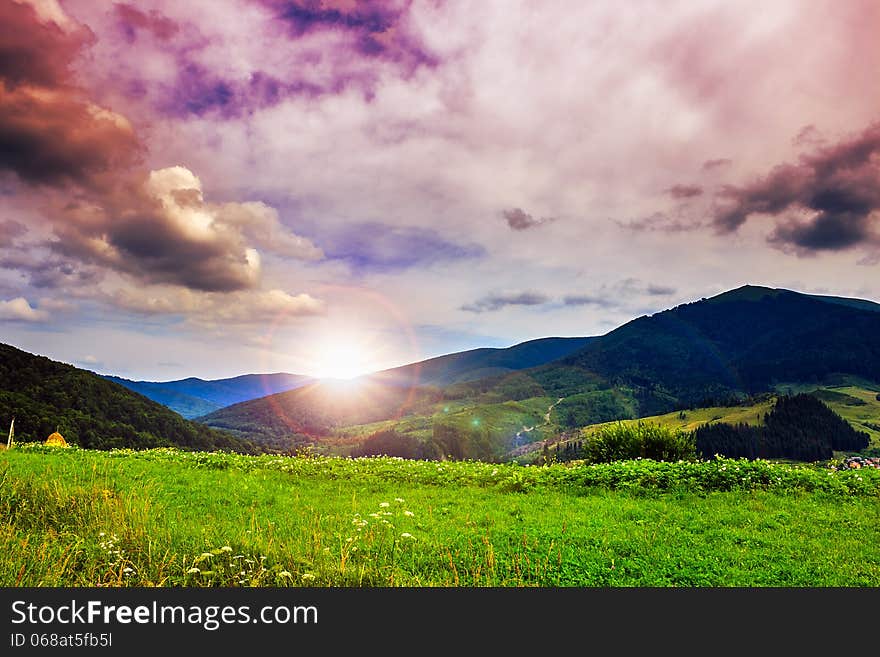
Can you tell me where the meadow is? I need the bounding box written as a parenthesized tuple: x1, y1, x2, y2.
(1, 445, 878, 587)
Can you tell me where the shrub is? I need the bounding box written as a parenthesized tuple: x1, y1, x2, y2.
(584, 422, 695, 463)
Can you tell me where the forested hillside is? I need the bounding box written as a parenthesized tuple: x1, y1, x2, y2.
(0, 343, 255, 453)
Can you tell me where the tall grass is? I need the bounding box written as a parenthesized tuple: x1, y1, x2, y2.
(583, 422, 696, 463)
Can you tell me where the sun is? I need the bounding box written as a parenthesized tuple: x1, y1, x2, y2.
(309, 339, 376, 380)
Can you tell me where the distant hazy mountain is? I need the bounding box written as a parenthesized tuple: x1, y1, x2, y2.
(103, 373, 313, 419)
(0, 343, 254, 453)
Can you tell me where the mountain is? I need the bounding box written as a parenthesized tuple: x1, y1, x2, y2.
(198, 378, 444, 451)
(103, 373, 313, 419)
(547, 285, 880, 403)
(196, 285, 880, 458)
(376, 336, 595, 386)
(0, 342, 255, 453)
(197, 335, 594, 451)
(109, 337, 591, 420)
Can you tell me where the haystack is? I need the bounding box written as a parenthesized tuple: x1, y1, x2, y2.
(44, 431, 68, 447)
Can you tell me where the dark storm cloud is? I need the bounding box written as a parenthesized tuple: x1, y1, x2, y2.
(0, 1, 140, 187)
(712, 121, 880, 253)
(462, 291, 549, 313)
(0, 0, 90, 88)
(0, 5, 320, 294)
(0, 86, 141, 187)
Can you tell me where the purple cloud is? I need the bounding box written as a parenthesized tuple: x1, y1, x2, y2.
(712, 121, 880, 253)
(462, 291, 550, 313)
(265, 0, 438, 70)
(324, 222, 485, 272)
(502, 208, 555, 231)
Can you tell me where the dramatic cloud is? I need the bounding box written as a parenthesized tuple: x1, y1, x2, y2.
(0, 296, 48, 322)
(713, 122, 880, 253)
(0, 1, 139, 187)
(502, 208, 555, 231)
(51, 165, 321, 292)
(665, 184, 703, 199)
(324, 222, 484, 272)
(462, 291, 549, 313)
(0, 0, 86, 88)
(0, 2, 321, 303)
(0, 83, 140, 186)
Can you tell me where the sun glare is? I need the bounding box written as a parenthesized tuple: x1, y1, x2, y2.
(310, 340, 375, 380)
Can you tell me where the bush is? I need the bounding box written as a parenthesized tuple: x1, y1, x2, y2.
(584, 422, 695, 463)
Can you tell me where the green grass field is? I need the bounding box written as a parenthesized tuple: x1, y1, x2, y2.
(2, 445, 878, 587)
(580, 399, 776, 436)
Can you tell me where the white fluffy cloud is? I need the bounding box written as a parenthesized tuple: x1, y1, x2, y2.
(107, 284, 325, 327)
(0, 297, 49, 322)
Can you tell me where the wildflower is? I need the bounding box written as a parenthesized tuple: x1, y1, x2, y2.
(400, 532, 414, 539)
(395, 497, 405, 503)
(187, 568, 200, 574)
(403, 510, 414, 517)
(379, 502, 390, 508)
(278, 570, 293, 579)
(123, 567, 133, 574)
(220, 546, 232, 553)
(302, 573, 316, 582)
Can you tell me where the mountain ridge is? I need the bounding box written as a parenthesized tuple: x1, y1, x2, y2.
(0, 342, 255, 453)
(196, 285, 880, 455)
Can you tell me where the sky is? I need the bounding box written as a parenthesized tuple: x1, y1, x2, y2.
(1, 0, 879, 381)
